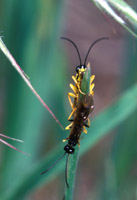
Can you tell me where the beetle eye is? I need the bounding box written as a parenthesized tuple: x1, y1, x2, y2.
(76, 66, 80, 73)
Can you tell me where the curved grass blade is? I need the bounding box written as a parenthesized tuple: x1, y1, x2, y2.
(0, 37, 63, 129)
(1, 82, 137, 199)
(91, 0, 137, 38)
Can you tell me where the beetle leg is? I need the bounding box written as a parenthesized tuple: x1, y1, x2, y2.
(83, 126, 87, 134)
(90, 83, 95, 95)
(65, 122, 73, 130)
(90, 75, 95, 84)
(68, 107, 76, 120)
(68, 92, 76, 108)
(87, 118, 90, 127)
(62, 138, 68, 142)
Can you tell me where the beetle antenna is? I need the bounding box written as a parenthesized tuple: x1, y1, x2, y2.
(84, 37, 109, 66)
(41, 152, 67, 175)
(61, 37, 82, 66)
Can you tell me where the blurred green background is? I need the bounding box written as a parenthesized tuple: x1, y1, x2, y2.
(0, 0, 137, 200)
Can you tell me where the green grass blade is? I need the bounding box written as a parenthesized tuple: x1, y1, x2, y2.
(64, 65, 91, 200)
(81, 63, 91, 95)
(64, 146, 79, 200)
(1, 82, 137, 199)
